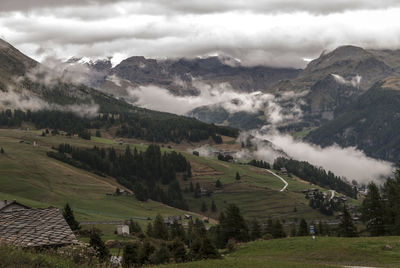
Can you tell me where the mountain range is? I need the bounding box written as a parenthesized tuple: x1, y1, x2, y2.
(2, 38, 400, 162)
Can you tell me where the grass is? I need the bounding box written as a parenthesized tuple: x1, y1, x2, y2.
(0, 129, 201, 225)
(159, 236, 400, 268)
(0, 128, 349, 229)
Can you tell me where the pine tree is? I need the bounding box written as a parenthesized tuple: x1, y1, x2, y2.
(0, 147, 4, 154)
(272, 220, 286, 238)
(201, 201, 207, 212)
(129, 219, 142, 234)
(170, 219, 186, 241)
(361, 182, 385, 236)
(199, 236, 220, 259)
(235, 172, 241, 181)
(62, 203, 80, 231)
(123, 243, 139, 266)
(190, 181, 194, 192)
(211, 200, 217, 212)
(297, 218, 308, 236)
(146, 222, 153, 237)
(153, 214, 169, 240)
(89, 228, 110, 261)
(338, 206, 358, 237)
(170, 238, 187, 263)
(218, 204, 249, 246)
(290, 223, 297, 237)
(250, 218, 262, 240)
(215, 179, 222, 188)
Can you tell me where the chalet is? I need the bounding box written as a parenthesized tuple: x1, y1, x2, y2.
(0, 200, 30, 212)
(184, 214, 192, 220)
(164, 216, 182, 225)
(117, 225, 130, 236)
(280, 167, 288, 174)
(0, 207, 78, 247)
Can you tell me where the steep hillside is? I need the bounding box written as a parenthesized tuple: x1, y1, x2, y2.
(190, 46, 400, 130)
(0, 128, 342, 226)
(306, 80, 400, 162)
(108, 56, 301, 95)
(0, 39, 238, 143)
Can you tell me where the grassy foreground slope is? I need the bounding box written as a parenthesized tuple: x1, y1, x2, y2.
(159, 236, 400, 268)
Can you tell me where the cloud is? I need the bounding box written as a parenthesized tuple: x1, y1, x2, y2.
(115, 79, 306, 126)
(1, 0, 400, 15)
(0, 88, 99, 117)
(25, 55, 104, 87)
(332, 74, 362, 87)
(244, 129, 394, 184)
(1, 5, 400, 68)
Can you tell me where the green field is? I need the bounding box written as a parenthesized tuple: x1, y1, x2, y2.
(0, 128, 348, 228)
(159, 236, 400, 268)
(0, 129, 201, 226)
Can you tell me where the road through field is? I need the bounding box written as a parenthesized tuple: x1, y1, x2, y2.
(266, 169, 288, 191)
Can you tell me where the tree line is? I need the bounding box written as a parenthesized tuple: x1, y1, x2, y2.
(0, 108, 238, 144)
(49, 144, 191, 210)
(361, 163, 400, 236)
(273, 157, 357, 198)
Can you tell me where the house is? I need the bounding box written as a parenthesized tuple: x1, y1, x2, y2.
(0, 200, 30, 212)
(184, 214, 192, 220)
(117, 225, 130, 236)
(119, 189, 131, 196)
(280, 168, 288, 174)
(164, 216, 182, 225)
(0, 207, 78, 247)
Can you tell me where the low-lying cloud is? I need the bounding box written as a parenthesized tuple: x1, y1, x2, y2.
(332, 74, 362, 88)
(0, 88, 99, 117)
(242, 129, 394, 184)
(123, 80, 306, 126)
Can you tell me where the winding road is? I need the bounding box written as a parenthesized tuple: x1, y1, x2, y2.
(266, 169, 288, 192)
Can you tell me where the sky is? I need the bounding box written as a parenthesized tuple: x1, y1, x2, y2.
(1, 0, 400, 68)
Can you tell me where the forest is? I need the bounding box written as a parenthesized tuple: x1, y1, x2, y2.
(273, 157, 357, 198)
(48, 144, 191, 210)
(0, 108, 238, 143)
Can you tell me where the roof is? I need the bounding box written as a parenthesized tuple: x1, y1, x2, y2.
(0, 207, 78, 247)
(0, 200, 30, 211)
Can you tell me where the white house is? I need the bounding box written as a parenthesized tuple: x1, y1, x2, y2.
(117, 225, 130, 236)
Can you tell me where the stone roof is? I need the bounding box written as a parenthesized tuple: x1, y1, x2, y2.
(0, 207, 78, 247)
(0, 200, 30, 211)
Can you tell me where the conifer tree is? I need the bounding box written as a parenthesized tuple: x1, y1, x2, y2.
(250, 218, 262, 240)
(297, 218, 308, 236)
(0, 147, 4, 154)
(89, 228, 110, 261)
(338, 206, 358, 237)
(235, 172, 241, 180)
(201, 201, 207, 212)
(211, 200, 217, 212)
(153, 214, 169, 240)
(361, 182, 385, 236)
(62, 203, 80, 231)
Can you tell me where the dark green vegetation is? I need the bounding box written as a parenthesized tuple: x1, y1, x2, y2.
(50, 143, 191, 209)
(361, 165, 400, 236)
(273, 157, 357, 198)
(0, 109, 237, 144)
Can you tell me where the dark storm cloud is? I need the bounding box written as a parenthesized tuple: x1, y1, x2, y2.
(1, 0, 400, 14)
(1, 1, 400, 68)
